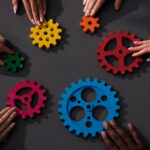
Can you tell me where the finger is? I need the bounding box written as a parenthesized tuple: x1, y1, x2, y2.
(0, 107, 10, 117)
(132, 48, 150, 57)
(0, 112, 16, 133)
(85, 0, 97, 17)
(0, 60, 5, 66)
(0, 35, 5, 45)
(43, 0, 47, 15)
(37, 0, 44, 22)
(103, 121, 126, 148)
(12, 0, 19, 14)
(30, 0, 40, 25)
(0, 123, 15, 142)
(0, 107, 16, 125)
(134, 40, 150, 46)
(90, 0, 105, 16)
(114, 0, 122, 10)
(83, 0, 87, 5)
(0, 44, 14, 54)
(128, 124, 143, 145)
(102, 131, 118, 150)
(128, 44, 146, 52)
(83, 0, 90, 13)
(22, 0, 35, 24)
(110, 120, 134, 146)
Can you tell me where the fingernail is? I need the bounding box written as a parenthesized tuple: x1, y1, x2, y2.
(128, 47, 133, 50)
(134, 41, 138, 44)
(102, 131, 107, 139)
(13, 6, 17, 14)
(40, 17, 43, 22)
(132, 54, 135, 57)
(37, 20, 41, 25)
(44, 10, 46, 15)
(103, 121, 108, 129)
(128, 123, 134, 129)
(146, 58, 150, 62)
(31, 19, 35, 24)
(85, 11, 89, 17)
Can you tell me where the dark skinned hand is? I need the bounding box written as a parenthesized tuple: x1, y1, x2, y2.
(102, 120, 149, 150)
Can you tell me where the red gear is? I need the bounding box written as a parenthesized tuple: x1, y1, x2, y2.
(96, 30, 143, 75)
(6, 80, 47, 119)
(80, 16, 100, 33)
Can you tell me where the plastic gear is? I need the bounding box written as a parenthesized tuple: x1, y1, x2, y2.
(30, 19, 62, 49)
(80, 16, 100, 33)
(4, 53, 24, 72)
(58, 78, 120, 138)
(97, 30, 143, 75)
(6, 80, 47, 119)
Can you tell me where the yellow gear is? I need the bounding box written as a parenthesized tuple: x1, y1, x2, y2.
(30, 19, 62, 49)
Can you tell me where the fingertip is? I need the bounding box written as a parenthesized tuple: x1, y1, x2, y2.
(102, 131, 107, 138)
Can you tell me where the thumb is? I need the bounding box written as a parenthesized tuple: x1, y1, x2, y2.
(114, 0, 122, 10)
(12, 0, 19, 14)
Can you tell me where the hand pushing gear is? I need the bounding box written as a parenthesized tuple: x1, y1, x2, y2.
(97, 30, 143, 75)
(30, 19, 62, 49)
(58, 78, 120, 138)
(6, 80, 47, 119)
(80, 16, 100, 33)
(4, 53, 24, 72)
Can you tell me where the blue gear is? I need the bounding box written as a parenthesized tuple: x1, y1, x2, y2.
(58, 78, 120, 138)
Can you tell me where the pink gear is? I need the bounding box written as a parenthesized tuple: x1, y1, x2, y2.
(97, 30, 143, 75)
(6, 80, 47, 119)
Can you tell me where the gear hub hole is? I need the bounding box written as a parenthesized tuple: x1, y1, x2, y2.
(88, 21, 92, 25)
(87, 105, 91, 109)
(36, 32, 39, 35)
(12, 60, 16, 64)
(70, 107, 85, 121)
(86, 121, 92, 127)
(39, 37, 43, 41)
(46, 38, 49, 41)
(119, 50, 122, 54)
(70, 96, 76, 102)
(101, 95, 107, 101)
(50, 34, 54, 37)
(50, 28, 54, 31)
(16, 88, 32, 96)
(93, 106, 108, 121)
(82, 88, 96, 102)
(14, 99, 27, 110)
(44, 31, 48, 35)
(31, 93, 39, 108)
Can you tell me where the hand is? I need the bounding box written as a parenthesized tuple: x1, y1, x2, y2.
(0, 35, 14, 66)
(83, 0, 123, 17)
(12, 0, 47, 25)
(102, 120, 149, 150)
(128, 40, 150, 62)
(0, 107, 16, 142)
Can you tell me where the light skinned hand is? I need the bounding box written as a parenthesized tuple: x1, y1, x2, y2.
(102, 120, 149, 150)
(0, 107, 16, 142)
(83, 0, 123, 17)
(12, 0, 47, 25)
(128, 40, 150, 62)
(0, 35, 14, 66)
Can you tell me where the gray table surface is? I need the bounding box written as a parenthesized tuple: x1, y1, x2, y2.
(0, 0, 150, 150)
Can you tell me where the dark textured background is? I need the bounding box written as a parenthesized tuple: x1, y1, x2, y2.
(0, 0, 150, 149)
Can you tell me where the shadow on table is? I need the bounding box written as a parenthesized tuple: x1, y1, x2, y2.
(94, 0, 141, 37)
(0, 40, 31, 77)
(0, 88, 54, 150)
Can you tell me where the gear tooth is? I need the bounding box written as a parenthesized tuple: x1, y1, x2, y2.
(100, 81, 105, 86)
(114, 112, 119, 117)
(123, 30, 128, 35)
(63, 121, 69, 127)
(83, 132, 88, 138)
(29, 113, 34, 118)
(6, 94, 11, 99)
(134, 63, 139, 68)
(96, 49, 101, 55)
(78, 79, 83, 84)
(10, 87, 15, 93)
(71, 82, 76, 87)
(98, 42, 103, 48)
(65, 87, 70, 93)
(58, 100, 63, 106)
(58, 108, 62, 113)
(60, 94, 65, 99)
(115, 98, 119, 102)
(128, 67, 133, 72)
(93, 78, 98, 83)
(69, 127, 74, 132)
(116, 105, 120, 110)
(109, 32, 114, 36)
(76, 130, 81, 136)
(100, 62, 105, 67)
(106, 67, 111, 72)
(85, 78, 90, 82)
(102, 36, 107, 41)
(113, 69, 119, 75)
(116, 30, 121, 34)
(6, 101, 11, 105)
(112, 91, 117, 96)
(131, 33, 135, 38)
(16, 82, 21, 87)
(59, 115, 64, 120)
(107, 85, 111, 90)
(91, 132, 96, 137)
(23, 80, 28, 84)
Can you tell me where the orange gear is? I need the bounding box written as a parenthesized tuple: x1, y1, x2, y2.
(80, 16, 100, 33)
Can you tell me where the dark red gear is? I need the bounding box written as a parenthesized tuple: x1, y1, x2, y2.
(6, 80, 47, 119)
(96, 30, 143, 75)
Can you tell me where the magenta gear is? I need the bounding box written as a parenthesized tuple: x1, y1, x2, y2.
(6, 80, 47, 119)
